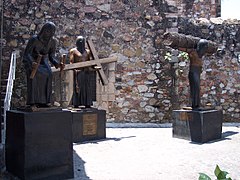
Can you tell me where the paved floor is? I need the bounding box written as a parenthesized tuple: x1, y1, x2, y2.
(1, 124, 240, 180)
(73, 125, 240, 180)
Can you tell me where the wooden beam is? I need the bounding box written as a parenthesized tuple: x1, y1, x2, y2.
(87, 39, 99, 60)
(87, 39, 108, 85)
(51, 56, 117, 72)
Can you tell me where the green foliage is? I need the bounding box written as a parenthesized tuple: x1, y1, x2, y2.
(199, 173, 211, 180)
(164, 51, 189, 62)
(199, 165, 232, 180)
(214, 165, 232, 180)
(164, 52, 172, 61)
(178, 51, 189, 61)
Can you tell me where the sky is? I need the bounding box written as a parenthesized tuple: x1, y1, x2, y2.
(221, 0, 240, 19)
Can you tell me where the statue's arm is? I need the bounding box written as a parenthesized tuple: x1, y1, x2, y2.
(69, 49, 75, 64)
(178, 47, 192, 53)
(48, 39, 60, 68)
(86, 49, 91, 60)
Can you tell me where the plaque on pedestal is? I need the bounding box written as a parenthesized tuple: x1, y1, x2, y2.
(172, 109, 223, 143)
(72, 108, 106, 143)
(6, 110, 74, 180)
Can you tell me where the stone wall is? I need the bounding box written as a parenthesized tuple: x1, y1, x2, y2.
(1, 0, 239, 122)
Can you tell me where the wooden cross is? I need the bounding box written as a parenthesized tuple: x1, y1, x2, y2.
(87, 39, 108, 85)
(51, 40, 117, 85)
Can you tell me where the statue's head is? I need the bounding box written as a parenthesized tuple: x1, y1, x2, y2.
(196, 39, 208, 57)
(76, 36, 85, 53)
(38, 22, 56, 42)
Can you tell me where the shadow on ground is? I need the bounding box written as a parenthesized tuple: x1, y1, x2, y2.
(75, 136, 136, 145)
(190, 130, 239, 145)
(206, 131, 239, 144)
(221, 131, 239, 139)
(73, 150, 90, 180)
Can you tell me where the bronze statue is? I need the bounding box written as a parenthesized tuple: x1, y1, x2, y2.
(69, 36, 94, 108)
(179, 39, 208, 109)
(23, 22, 64, 108)
(163, 32, 217, 109)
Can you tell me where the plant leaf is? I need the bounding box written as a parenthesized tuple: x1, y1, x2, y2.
(214, 165, 221, 177)
(217, 171, 229, 179)
(214, 165, 232, 180)
(199, 173, 211, 180)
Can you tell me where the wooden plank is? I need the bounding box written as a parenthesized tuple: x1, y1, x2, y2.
(30, 54, 42, 79)
(87, 39, 108, 85)
(87, 39, 99, 60)
(51, 56, 117, 72)
(95, 62, 108, 85)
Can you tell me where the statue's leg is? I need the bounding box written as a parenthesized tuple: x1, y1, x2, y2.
(75, 70, 93, 108)
(189, 66, 201, 109)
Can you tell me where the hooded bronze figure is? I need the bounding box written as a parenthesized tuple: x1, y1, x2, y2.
(69, 36, 94, 108)
(23, 22, 63, 107)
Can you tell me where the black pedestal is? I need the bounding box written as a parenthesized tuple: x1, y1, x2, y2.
(72, 109, 106, 143)
(6, 110, 74, 180)
(0, 121, 1, 143)
(172, 109, 223, 143)
(1, 111, 2, 143)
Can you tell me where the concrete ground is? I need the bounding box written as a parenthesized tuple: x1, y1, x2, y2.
(72, 123, 240, 180)
(1, 123, 240, 180)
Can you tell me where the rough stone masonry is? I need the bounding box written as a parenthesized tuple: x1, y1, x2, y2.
(1, 0, 239, 123)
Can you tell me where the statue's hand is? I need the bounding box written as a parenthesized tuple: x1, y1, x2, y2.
(60, 62, 65, 71)
(55, 62, 65, 70)
(32, 62, 38, 69)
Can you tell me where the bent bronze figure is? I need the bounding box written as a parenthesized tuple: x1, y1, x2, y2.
(163, 32, 217, 109)
(23, 22, 64, 108)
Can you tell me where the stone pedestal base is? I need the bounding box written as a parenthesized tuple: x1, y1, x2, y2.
(71, 108, 106, 143)
(172, 109, 223, 143)
(0, 144, 4, 172)
(0, 123, 1, 143)
(6, 110, 74, 180)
